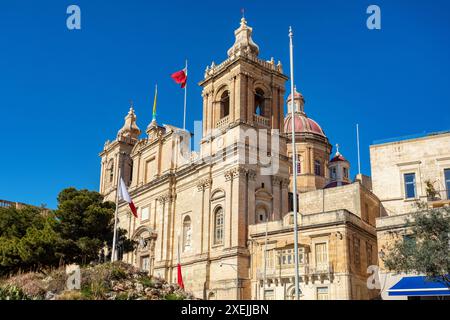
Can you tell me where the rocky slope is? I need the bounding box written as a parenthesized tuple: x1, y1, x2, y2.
(0, 262, 196, 300)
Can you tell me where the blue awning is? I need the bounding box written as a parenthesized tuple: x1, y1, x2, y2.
(388, 276, 450, 296)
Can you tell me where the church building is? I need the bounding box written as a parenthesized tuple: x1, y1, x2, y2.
(99, 18, 382, 300)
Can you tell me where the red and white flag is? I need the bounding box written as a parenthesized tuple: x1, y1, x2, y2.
(119, 178, 138, 218)
(177, 263, 185, 289)
(171, 68, 187, 88)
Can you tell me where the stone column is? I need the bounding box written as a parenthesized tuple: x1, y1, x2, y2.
(202, 91, 208, 134)
(247, 169, 257, 226)
(225, 170, 233, 249)
(229, 76, 236, 123)
(271, 86, 278, 130)
(246, 74, 254, 124)
(281, 178, 289, 216)
(197, 178, 212, 254)
(231, 167, 247, 247)
(272, 176, 282, 220)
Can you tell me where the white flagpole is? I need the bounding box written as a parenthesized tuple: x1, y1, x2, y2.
(356, 124, 361, 175)
(289, 26, 300, 301)
(111, 155, 122, 263)
(183, 59, 188, 130)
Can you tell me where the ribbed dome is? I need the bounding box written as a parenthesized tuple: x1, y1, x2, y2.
(284, 113, 325, 136)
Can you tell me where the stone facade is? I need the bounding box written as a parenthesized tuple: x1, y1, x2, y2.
(99, 18, 383, 300)
(370, 131, 450, 299)
(249, 183, 381, 300)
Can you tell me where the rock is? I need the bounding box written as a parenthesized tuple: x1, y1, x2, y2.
(45, 291, 56, 300)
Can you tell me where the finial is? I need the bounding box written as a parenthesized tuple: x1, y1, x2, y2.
(129, 99, 134, 113)
(336, 143, 340, 155)
(241, 8, 245, 19)
(289, 26, 293, 38)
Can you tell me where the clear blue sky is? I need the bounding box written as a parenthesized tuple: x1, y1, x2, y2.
(1, 0, 449, 208)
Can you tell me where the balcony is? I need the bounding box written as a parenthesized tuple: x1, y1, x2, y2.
(216, 116, 229, 129)
(256, 263, 333, 280)
(253, 114, 270, 127)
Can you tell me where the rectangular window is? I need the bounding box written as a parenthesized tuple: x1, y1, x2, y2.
(317, 287, 329, 300)
(354, 237, 361, 269)
(315, 243, 328, 271)
(366, 242, 372, 267)
(445, 169, 450, 200)
(145, 158, 156, 183)
(141, 206, 150, 221)
(140, 255, 150, 272)
(314, 160, 321, 176)
(404, 173, 416, 199)
(265, 250, 274, 269)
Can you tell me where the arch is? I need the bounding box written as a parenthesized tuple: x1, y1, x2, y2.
(182, 215, 192, 252)
(220, 90, 230, 118)
(107, 159, 114, 183)
(256, 205, 268, 223)
(210, 188, 226, 202)
(254, 88, 265, 116)
(213, 206, 224, 245)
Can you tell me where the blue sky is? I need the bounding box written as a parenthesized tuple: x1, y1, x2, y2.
(1, 0, 449, 208)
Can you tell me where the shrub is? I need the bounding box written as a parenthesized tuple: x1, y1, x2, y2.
(0, 285, 30, 300)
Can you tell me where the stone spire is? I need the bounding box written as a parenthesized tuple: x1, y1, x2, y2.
(227, 17, 260, 58)
(117, 104, 141, 143)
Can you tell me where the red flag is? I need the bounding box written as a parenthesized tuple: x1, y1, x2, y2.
(119, 178, 138, 218)
(177, 263, 184, 289)
(171, 69, 187, 88)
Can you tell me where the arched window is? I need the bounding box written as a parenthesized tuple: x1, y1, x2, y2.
(331, 167, 337, 180)
(254, 89, 265, 116)
(256, 206, 268, 223)
(129, 159, 133, 184)
(214, 207, 224, 245)
(220, 91, 230, 118)
(183, 216, 192, 251)
(314, 160, 322, 176)
(108, 160, 114, 183)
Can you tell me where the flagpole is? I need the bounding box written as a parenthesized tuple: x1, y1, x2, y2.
(289, 26, 300, 301)
(152, 83, 158, 122)
(111, 153, 123, 263)
(356, 124, 361, 175)
(183, 59, 188, 130)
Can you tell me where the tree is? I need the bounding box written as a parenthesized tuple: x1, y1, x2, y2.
(382, 205, 450, 287)
(54, 188, 135, 265)
(0, 188, 136, 276)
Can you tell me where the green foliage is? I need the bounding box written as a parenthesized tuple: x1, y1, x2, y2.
(164, 293, 184, 300)
(0, 187, 136, 276)
(139, 276, 153, 287)
(383, 206, 450, 286)
(0, 285, 30, 300)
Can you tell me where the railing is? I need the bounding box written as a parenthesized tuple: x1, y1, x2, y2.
(253, 114, 270, 127)
(256, 263, 333, 280)
(216, 116, 229, 129)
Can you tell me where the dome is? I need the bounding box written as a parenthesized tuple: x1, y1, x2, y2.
(330, 153, 348, 163)
(284, 113, 326, 136)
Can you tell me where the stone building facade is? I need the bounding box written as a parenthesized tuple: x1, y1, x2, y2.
(370, 131, 450, 299)
(99, 19, 382, 300)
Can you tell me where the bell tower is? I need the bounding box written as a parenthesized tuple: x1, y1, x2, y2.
(199, 18, 288, 149)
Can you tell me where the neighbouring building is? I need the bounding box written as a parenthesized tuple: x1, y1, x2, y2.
(99, 18, 382, 300)
(370, 131, 450, 300)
